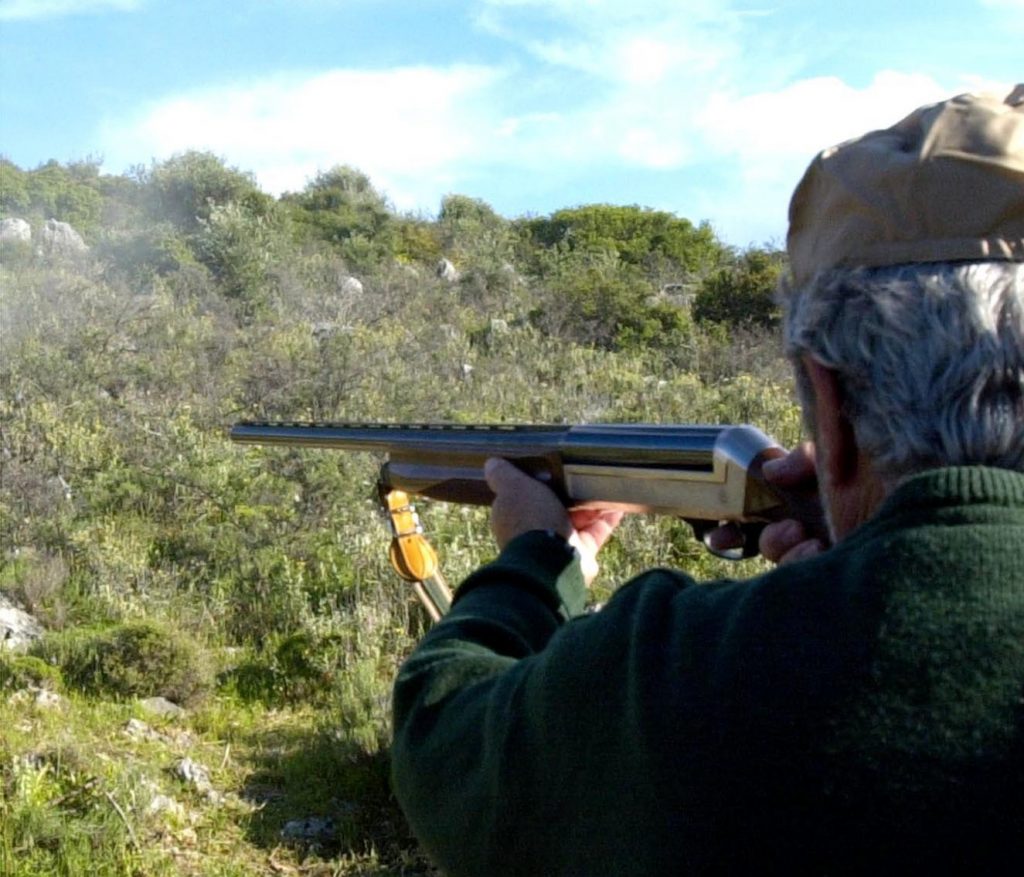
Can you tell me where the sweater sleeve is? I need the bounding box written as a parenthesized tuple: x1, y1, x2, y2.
(390, 530, 707, 876)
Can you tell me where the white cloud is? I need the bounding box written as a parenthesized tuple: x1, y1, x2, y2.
(466, 0, 742, 176)
(0, 0, 139, 20)
(696, 72, 952, 183)
(614, 38, 680, 86)
(686, 72, 1015, 246)
(99, 65, 505, 211)
(694, 72, 1019, 188)
(618, 128, 687, 168)
(478, 0, 738, 85)
(96, 49, 709, 215)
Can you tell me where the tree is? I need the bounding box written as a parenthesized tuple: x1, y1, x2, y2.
(519, 204, 726, 279)
(145, 151, 272, 233)
(0, 158, 29, 216)
(192, 201, 283, 305)
(283, 166, 396, 269)
(535, 250, 690, 352)
(0, 159, 104, 232)
(437, 193, 513, 268)
(692, 247, 785, 328)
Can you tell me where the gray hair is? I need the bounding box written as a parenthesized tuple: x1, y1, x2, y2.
(780, 262, 1024, 483)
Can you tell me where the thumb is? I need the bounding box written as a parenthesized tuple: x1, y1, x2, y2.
(484, 456, 522, 493)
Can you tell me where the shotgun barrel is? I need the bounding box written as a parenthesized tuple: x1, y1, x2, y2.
(229, 421, 796, 533)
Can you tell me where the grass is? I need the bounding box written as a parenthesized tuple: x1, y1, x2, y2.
(0, 510, 774, 876)
(0, 687, 436, 876)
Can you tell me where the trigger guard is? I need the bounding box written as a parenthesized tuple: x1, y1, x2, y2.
(689, 520, 764, 561)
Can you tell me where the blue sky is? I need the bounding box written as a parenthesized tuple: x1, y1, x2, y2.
(0, 0, 1019, 247)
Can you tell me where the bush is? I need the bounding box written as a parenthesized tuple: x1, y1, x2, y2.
(282, 165, 397, 270)
(220, 629, 346, 706)
(393, 216, 442, 264)
(0, 158, 104, 234)
(0, 157, 30, 214)
(535, 254, 690, 352)
(144, 150, 272, 233)
(520, 204, 725, 278)
(193, 201, 285, 305)
(31, 621, 212, 705)
(438, 194, 513, 268)
(693, 247, 784, 328)
(0, 653, 63, 692)
(219, 618, 407, 715)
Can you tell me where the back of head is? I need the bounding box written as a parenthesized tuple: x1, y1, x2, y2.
(782, 86, 1024, 482)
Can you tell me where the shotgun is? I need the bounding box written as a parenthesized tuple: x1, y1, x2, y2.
(229, 421, 817, 556)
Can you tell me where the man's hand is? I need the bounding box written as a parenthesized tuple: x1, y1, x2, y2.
(484, 458, 622, 585)
(704, 442, 828, 564)
(758, 442, 829, 564)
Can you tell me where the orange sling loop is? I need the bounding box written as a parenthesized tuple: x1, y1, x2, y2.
(380, 487, 452, 622)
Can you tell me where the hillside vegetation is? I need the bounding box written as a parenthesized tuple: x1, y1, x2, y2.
(0, 152, 801, 875)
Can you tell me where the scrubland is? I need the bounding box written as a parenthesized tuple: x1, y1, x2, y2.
(0, 154, 801, 875)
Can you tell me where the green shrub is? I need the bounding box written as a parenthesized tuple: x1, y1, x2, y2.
(193, 201, 284, 305)
(282, 165, 397, 270)
(519, 204, 725, 277)
(220, 630, 350, 706)
(693, 247, 784, 328)
(438, 193, 514, 268)
(393, 216, 442, 264)
(144, 150, 272, 233)
(31, 621, 212, 705)
(219, 658, 281, 703)
(0, 157, 30, 214)
(0, 653, 63, 692)
(537, 256, 690, 352)
(0, 158, 104, 233)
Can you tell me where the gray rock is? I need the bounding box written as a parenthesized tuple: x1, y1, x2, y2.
(175, 757, 211, 789)
(8, 687, 64, 709)
(340, 275, 364, 295)
(0, 217, 31, 246)
(281, 816, 337, 843)
(147, 793, 185, 818)
(124, 717, 164, 741)
(40, 219, 88, 255)
(0, 593, 44, 651)
(33, 688, 63, 709)
(139, 696, 185, 719)
(436, 258, 459, 282)
(174, 756, 221, 802)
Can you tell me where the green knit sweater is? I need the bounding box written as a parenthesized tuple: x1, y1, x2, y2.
(391, 467, 1024, 875)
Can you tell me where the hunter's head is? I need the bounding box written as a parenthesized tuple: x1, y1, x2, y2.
(780, 86, 1024, 540)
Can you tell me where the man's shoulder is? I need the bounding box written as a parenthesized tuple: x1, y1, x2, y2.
(599, 547, 874, 671)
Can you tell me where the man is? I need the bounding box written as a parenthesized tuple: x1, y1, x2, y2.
(391, 88, 1024, 875)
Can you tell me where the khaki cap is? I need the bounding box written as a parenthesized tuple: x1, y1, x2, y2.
(787, 85, 1024, 286)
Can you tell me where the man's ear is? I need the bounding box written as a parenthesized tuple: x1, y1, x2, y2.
(801, 356, 858, 486)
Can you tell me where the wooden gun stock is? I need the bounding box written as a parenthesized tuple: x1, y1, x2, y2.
(230, 421, 823, 559)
